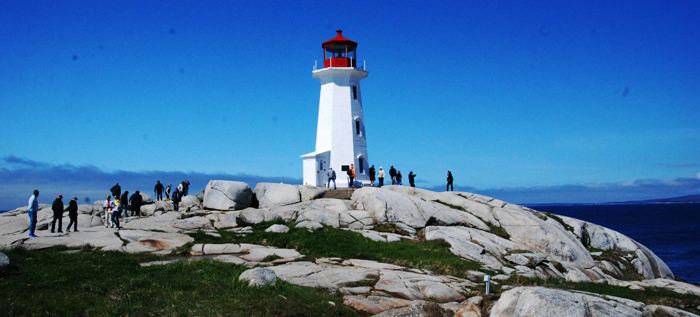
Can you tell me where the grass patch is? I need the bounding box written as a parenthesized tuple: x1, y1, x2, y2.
(589, 248, 645, 281)
(544, 212, 575, 234)
(433, 199, 466, 211)
(500, 275, 700, 314)
(0, 246, 357, 316)
(189, 221, 484, 279)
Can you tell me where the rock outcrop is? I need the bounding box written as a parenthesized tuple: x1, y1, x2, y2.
(203, 180, 253, 210)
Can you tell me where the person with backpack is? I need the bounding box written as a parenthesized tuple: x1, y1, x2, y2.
(368, 165, 376, 186)
(327, 167, 337, 189)
(66, 197, 79, 232)
(447, 171, 454, 191)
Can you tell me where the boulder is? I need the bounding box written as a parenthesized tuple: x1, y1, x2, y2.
(239, 268, 277, 287)
(206, 212, 239, 228)
(196, 190, 205, 200)
(643, 305, 699, 317)
(0, 252, 11, 272)
(119, 229, 194, 253)
(140, 193, 154, 204)
(254, 183, 301, 208)
(236, 208, 282, 226)
(343, 295, 413, 315)
(296, 185, 325, 201)
(141, 204, 157, 216)
(180, 195, 202, 210)
(265, 224, 289, 233)
(374, 270, 466, 303)
(339, 210, 375, 230)
(490, 287, 644, 317)
(373, 301, 454, 317)
(352, 188, 489, 231)
(296, 221, 323, 231)
(203, 180, 253, 210)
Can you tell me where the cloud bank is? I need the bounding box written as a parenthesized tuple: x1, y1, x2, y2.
(2, 156, 698, 210)
(0, 156, 301, 211)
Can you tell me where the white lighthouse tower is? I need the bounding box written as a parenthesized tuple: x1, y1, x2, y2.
(301, 30, 370, 187)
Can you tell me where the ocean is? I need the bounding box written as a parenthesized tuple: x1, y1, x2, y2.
(528, 203, 700, 284)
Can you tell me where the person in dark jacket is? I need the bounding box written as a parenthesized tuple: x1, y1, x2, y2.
(396, 171, 403, 186)
(120, 191, 129, 218)
(183, 180, 190, 196)
(368, 165, 376, 186)
(129, 191, 143, 217)
(389, 166, 397, 185)
(172, 188, 181, 212)
(66, 197, 79, 232)
(408, 171, 417, 187)
(51, 195, 65, 233)
(110, 182, 121, 200)
(154, 181, 165, 201)
(447, 171, 454, 191)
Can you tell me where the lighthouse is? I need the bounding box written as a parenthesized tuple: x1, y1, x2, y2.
(301, 30, 370, 187)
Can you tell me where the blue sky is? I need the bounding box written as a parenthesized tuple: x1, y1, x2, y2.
(1, 1, 699, 210)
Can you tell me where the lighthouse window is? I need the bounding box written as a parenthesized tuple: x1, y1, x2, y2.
(359, 158, 364, 174)
(355, 120, 361, 135)
(353, 86, 357, 100)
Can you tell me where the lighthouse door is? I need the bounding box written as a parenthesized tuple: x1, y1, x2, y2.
(316, 151, 331, 187)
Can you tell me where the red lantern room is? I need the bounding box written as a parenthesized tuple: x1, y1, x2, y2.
(322, 30, 357, 68)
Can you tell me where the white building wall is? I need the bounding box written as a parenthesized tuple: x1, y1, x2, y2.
(306, 67, 369, 187)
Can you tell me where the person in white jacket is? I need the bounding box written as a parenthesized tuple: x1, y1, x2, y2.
(377, 167, 385, 187)
(103, 195, 116, 228)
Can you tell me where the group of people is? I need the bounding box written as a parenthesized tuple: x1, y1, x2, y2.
(326, 164, 454, 191)
(26, 190, 79, 237)
(25, 180, 193, 238)
(153, 180, 190, 202)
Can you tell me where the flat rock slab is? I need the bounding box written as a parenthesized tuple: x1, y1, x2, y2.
(490, 287, 646, 317)
(374, 270, 467, 303)
(21, 229, 124, 251)
(118, 230, 194, 253)
(191, 243, 302, 262)
(343, 295, 413, 315)
(268, 262, 379, 290)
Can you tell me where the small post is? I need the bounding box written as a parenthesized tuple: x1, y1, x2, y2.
(484, 275, 491, 295)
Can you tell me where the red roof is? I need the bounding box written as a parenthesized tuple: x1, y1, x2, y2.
(322, 30, 357, 48)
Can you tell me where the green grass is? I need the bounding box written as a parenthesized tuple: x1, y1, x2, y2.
(543, 212, 575, 234)
(189, 221, 486, 278)
(0, 246, 357, 316)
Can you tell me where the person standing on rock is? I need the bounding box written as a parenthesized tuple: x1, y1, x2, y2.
(396, 171, 403, 186)
(327, 167, 336, 189)
(110, 183, 121, 201)
(408, 171, 417, 188)
(172, 188, 181, 212)
(111, 199, 121, 231)
(120, 191, 129, 218)
(377, 167, 385, 187)
(27, 190, 39, 238)
(183, 180, 190, 196)
(369, 165, 376, 186)
(129, 191, 143, 217)
(177, 182, 184, 196)
(154, 181, 164, 201)
(103, 195, 115, 228)
(165, 184, 172, 200)
(389, 166, 397, 185)
(447, 171, 454, 191)
(348, 164, 356, 188)
(66, 197, 79, 232)
(51, 195, 65, 233)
